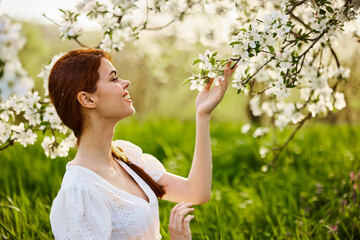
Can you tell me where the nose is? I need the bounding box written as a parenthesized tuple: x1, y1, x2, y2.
(122, 79, 130, 89)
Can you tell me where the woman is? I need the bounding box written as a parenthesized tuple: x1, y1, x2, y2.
(49, 48, 236, 239)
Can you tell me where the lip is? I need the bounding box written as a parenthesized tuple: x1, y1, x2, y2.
(122, 91, 132, 103)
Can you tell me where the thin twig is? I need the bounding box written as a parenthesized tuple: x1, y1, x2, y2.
(286, 0, 307, 15)
(39, 101, 50, 105)
(329, 44, 340, 68)
(289, 12, 312, 31)
(231, 57, 241, 69)
(140, 0, 150, 30)
(143, 19, 176, 31)
(42, 13, 60, 27)
(268, 113, 312, 167)
(74, 37, 88, 48)
(0, 140, 14, 151)
(257, 86, 273, 94)
(247, 57, 275, 81)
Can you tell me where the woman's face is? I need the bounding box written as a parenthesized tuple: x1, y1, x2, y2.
(93, 57, 135, 120)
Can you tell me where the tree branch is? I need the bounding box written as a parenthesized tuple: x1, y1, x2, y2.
(143, 19, 176, 31)
(289, 12, 312, 31)
(248, 57, 275, 82)
(0, 140, 14, 151)
(286, 0, 307, 15)
(268, 113, 312, 167)
(329, 44, 340, 68)
(74, 37, 89, 48)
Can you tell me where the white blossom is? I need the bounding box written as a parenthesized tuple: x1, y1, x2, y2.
(250, 95, 262, 117)
(253, 127, 269, 138)
(334, 92, 346, 110)
(0, 15, 33, 100)
(190, 78, 205, 92)
(0, 121, 11, 143)
(38, 53, 64, 96)
(241, 123, 251, 134)
(259, 147, 269, 158)
(58, 22, 82, 40)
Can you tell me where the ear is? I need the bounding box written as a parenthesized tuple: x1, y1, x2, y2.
(77, 91, 97, 109)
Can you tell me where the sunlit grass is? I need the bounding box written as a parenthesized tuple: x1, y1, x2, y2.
(1, 118, 359, 239)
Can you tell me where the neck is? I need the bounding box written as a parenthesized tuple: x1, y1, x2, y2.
(74, 118, 118, 169)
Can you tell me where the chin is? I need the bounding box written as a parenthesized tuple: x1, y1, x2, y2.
(120, 107, 135, 120)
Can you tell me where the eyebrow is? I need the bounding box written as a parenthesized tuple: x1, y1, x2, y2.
(109, 70, 117, 77)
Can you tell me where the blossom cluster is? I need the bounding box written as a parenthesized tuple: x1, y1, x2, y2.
(0, 91, 76, 158)
(0, 15, 76, 158)
(56, 0, 203, 52)
(184, 50, 227, 91)
(0, 14, 33, 100)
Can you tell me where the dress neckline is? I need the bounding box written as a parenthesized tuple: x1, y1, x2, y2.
(66, 160, 152, 205)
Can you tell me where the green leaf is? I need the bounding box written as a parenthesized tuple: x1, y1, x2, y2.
(326, 6, 334, 13)
(286, 84, 297, 88)
(239, 28, 247, 32)
(182, 78, 193, 85)
(210, 57, 215, 66)
(237, 89, 242, 94)
(212, 51, 218, 57)
(268, 45, 275, 53)
(192, 59, 201, 65)
(319, 9, 326, 15)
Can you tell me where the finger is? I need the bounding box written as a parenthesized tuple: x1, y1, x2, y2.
(176, 207, 194, 232)
(203, 78, 214, 91)
(183, 214, 194, 231)
(170, 201, 185, 224)
(224, 61, 235, 79)
(172, 202, 193, 230)
(175, 202, 194, 212)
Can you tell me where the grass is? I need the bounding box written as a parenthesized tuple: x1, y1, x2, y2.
(0, 118, 359, 239)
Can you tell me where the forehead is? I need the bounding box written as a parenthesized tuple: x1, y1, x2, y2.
(98, 58, 115, 75)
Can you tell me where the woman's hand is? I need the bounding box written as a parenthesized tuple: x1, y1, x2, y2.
(195, 62, 237, 117)
(168, 202, 195, 240)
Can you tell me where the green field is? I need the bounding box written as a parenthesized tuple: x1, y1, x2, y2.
(0, 118, 359, 239)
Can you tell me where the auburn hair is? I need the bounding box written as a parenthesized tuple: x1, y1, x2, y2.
(48, 48, 165, 198)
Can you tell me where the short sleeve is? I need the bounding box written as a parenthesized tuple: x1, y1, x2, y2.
(113, 140, 167, 182)
(50, 183, 112, 240)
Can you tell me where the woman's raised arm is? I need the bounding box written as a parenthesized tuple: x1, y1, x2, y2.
(157, 62, 237, 204)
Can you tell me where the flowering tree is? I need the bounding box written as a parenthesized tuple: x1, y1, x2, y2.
(186, 0, 357, 167)
(0, 0, 359, 164)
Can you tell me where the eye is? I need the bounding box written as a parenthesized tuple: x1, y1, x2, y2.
(112, 77, 119, 82)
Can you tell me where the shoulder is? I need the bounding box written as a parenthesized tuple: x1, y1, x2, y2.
(113, 140, 167, 182)
(113, 139, 143, 160)
(50, 176, 112, 239)
(54, 172, 109, 208)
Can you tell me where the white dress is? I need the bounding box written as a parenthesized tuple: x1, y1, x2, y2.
(50, 140, 167, 240)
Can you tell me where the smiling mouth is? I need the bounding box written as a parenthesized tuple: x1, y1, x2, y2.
(123, 92, 131, 101)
